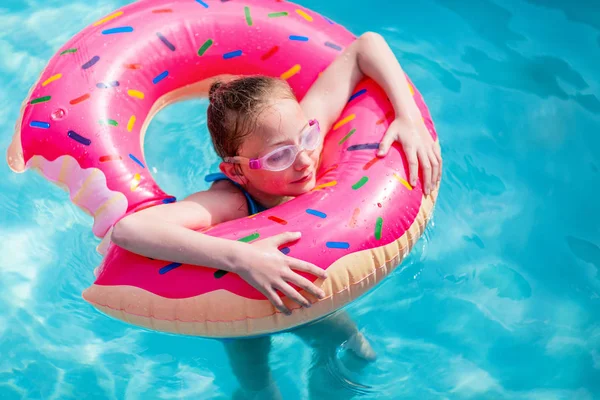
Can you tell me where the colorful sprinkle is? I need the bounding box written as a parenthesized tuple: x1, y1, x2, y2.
(325, 41, 342, 51)
(376, 110, 394, 125)
(312, 180, 337, 191)
(268, 12, 288, 17)
(238, 232, 260, 243)
(70, 93, 90, 105)
(153, 71, 169, 84)
(99, 155, 122, 162)
(127, 115, 136, 132)
(326, 242, 349, 249)
(82, 56, 100, 70)
(214, 270, 228, 279)
(60, 48, 77, 55)
(98, 119, 118, 126)
(349, 208, 360, 227)
(127, 90, 145, 99)
(195, 0, 209, 8)
(197, 39, 213, 56)
(333, 114, 355, 130)
(30, 121, 50, 129)
(162, 197, 176, 204)
(42, 74, 62, 87)
(295, 9, 313, 21)
(30, 96, 51, 105)
(363, 156, 381, 170)
(244, 6, 253, 26)
(124, 63, 142, 69)
(68, 130, 91, 146)
(261, 46, 279, 60)
(223, 50, 242, 59)
(306, 209, 327, 218)
(152, 9, 172, 13)
(280, 247, 291, 255)
(374, 217, 383, 240)
(157, 32, 176, 51)
(93, 11, 123, 26)
(393, 173, 413, 190)
(96, 81, 119, 88)
(317, 164, 339, 179)
(102, 26, 133, 34)
(352, 176, 369, 190)
(129, 154, 145, 168)
(348, 89, 367, 103)
(289, 35, 309, 41)
(281, 64, 301, 80)
(130, 173, 141, 191)
(268, 216, 288, 225)
(338, 128, 356, 145)
(159, 262, 182, 275)
(407, 82, 415, 96)
(348, 143, 379, 151)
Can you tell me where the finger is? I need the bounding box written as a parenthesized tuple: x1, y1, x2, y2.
(274, 281, 311, 308)
(377, 131, 395, 157)
(406, 147, 419, 187)
(269, 231, 301, 247)
(285, 272, 326, 299)
(428, 148, 439, 190)
(265, 288, 291, 315)
(289, 259, 328, 281)
(418, 149, 432, 195)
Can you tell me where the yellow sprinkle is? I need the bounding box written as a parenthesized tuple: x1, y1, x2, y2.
(394, 174, 413, 190)
(333, 114, 356, 130)
(130, 173, 141, 191)
(295, 9, 313, 21)
(127, 90, 144, 99)
(408, 82, 415, 96)
(127, 115, 136, 132)
(280, 64, 301, 80)
(93, 11, 124, 26)
(312, 180, 337, 191)
(42, 73, 62, 87)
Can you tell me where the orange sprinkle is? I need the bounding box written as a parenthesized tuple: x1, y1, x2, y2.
(280, 64, 301, 80)
(349, 208, 360, 228)
(376, 110, 394, 125)
(69, 93, 90, 105)
(333, 114, 355, 130)
(99, 155, 122, 162)
(363, 157, 381, 170)
(152, 8, 172, 13)
(268, 216, 288, 225)
(312, 180, 337, 191)
(124, 63, 142, 70)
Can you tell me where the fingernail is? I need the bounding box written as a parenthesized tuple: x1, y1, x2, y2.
(305, 303, 311, 308)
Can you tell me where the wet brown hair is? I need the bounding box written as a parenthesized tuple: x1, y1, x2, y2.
(207, 76, 296, 162)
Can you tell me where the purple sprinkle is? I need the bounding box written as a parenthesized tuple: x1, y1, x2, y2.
(156, 32, 176, 51)
(325, 41, 342, 51)
(159, 262, 182, 274)
(347, 143, 380, 151)
(280, 247, 290, 255)
(68, 130, 91, 146)
(82, 56, 100, 70)
(348, 89, 367, 103)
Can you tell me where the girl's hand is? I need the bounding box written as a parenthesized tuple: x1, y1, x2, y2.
(237, 232, 328, 315)
(377, 116, 442, 195)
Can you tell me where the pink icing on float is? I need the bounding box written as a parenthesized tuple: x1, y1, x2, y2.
(7, 0, 440, 338)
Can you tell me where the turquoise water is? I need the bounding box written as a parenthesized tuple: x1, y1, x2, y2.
(1, 0, 599, 398)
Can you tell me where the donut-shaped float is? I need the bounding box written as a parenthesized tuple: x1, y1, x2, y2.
(7, 0, 439, 338)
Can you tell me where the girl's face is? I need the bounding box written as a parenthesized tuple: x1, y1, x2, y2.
(221, 97, 320, 197)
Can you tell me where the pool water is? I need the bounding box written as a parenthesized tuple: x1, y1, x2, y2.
(1, 0, 599, 398)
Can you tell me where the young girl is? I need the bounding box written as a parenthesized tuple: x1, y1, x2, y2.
(111, 32, 441, 399)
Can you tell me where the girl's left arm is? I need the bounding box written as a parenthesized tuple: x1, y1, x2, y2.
(300, 32, 441, 195)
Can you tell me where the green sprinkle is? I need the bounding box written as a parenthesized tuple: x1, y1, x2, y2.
(30, 96, 51, 104)
(197, 39, 213, 56)
(98, 119, 118, 126)
(374, 217, 383, 240)
(338, 128, 356, 145)
(352, 176, 369, 190)
(60, 48, 77, 55)
(245, 6, 253, 26)
(238, 232, 259, 243)
(214, 270, 228, 279)
(268, 12, 288, 18)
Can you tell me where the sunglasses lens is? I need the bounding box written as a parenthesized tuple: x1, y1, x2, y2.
(265, 146, 296, 171)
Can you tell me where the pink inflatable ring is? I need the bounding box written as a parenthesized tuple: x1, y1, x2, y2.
(7, 0, 440, 338)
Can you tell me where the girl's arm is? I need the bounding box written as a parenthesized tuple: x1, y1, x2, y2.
(300, 32, 441, 195)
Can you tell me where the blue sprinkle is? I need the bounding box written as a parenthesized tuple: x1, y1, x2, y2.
(195, 0, 209, 8)
(280, 247, 290, 255)
(30, 121, 50, 129)
(129, 154, 145, 168)
(347, 143, 380, 151)
(326, 242, 350, 249)
(289, 35, 309, 42)
(101, 26, 134, 35)
(153, 71, 169, 84)
(324, 41, 342, 51)
(348, 89, 367, 103)
(159, 262, 182, 275)
(306, 209, 327, 218)
(223, 50, 242, 59)
(156, 32, 176, 51)
(162, 197, 176, 204)
(82, 56, 100, 70)
(68, 130, 91, 146)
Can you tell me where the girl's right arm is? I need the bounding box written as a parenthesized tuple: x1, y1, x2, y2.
(111, 182, 327, 314)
